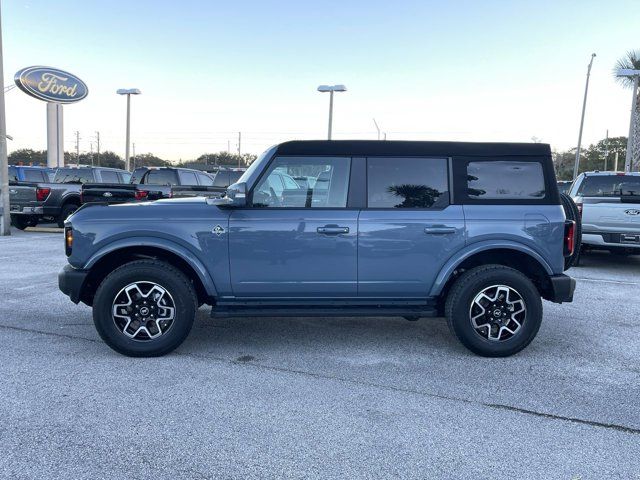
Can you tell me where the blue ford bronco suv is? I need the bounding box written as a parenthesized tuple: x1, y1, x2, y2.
(59, 141, 577, 357)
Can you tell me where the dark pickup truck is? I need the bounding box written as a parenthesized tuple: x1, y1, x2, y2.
(9, 166, 130, 229)
(80, 167, 220, 205)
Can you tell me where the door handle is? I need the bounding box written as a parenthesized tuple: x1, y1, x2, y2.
(424, 226, 457, 235)
(317, 225, 349, 235)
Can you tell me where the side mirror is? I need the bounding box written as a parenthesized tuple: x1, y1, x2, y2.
(208, 182, 247, 207)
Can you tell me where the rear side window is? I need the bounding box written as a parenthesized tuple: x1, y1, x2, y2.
(54, 168, 94, 184)
(23, 170, 46, 182)
(145, 169, 178, 185)
(467, 161, 545, 200)
(367, 157, 449, 209)
(120, 172, 132, 184)
(8, 166, 18, 182)
(577, 175, 640, 197)
(99, 170, 120, 183)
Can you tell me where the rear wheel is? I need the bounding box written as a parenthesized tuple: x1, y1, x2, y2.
(93, 260, 197, 357)
(11, 215, 37, 230)
(445, 265, 542, 357)
(57, 203, 79, 228)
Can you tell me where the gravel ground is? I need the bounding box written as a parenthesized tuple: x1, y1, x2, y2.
(0, 228, 639, 479)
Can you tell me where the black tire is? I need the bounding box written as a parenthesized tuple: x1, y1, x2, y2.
(11, 215, 31, 230)
(57, 203, 79, 228)
(93, 259, 197, 357)
(445, 265, 543, 357)
(560, 193, 581, 270)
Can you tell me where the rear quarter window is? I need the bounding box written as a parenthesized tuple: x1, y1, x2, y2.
(467, 161, 545, 200)
(23, 169, 46, 182)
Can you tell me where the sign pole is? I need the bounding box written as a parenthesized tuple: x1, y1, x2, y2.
(0, 3, 11, 236)
(46, 102, 64, 168)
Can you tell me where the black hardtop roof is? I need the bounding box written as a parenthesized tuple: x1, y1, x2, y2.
(274, 140, 551, 158)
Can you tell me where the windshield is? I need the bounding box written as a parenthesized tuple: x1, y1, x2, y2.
(577, 175, 640, 197)
(235, 146, 277, 186)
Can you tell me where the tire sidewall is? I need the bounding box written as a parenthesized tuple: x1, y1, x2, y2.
(93, 262, 196, 357)
(449, 268, 542, 357)
(58, 204, 79, 228)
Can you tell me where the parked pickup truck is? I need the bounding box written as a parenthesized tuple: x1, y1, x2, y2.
(59, 140, 577, 358)
(8, 166, 56, 229)
(569, 171, 640, 255)
(9, 165, 130, 229)
(80, 167, 220, 205)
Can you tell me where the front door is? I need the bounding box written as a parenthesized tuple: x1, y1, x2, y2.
(358, 156, 465, 297)
(229, 155, 356, 298)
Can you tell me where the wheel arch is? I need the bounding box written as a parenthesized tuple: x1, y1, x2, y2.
(81, 240, 217, 306)
(431, 242, 554, 302)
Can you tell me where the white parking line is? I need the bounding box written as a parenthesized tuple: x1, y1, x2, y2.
(574, 277, 639, 286)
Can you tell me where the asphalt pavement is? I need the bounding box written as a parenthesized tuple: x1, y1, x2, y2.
(1, 228, 639, 479)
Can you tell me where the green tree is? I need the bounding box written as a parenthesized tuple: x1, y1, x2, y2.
(195, 151, 257, 167)
(131, 153, 171, 169)
(8, 149, 47, 165)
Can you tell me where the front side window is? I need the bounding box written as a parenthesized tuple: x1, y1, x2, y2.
(23, 170, 46, 182)
(197, 173, 214, 186)
(178, 171, 198, 186)
(253, 156, 350, 208)
(100, 170, 120, 183)
(467, 161, 545, 199)
(145, 169, 178, 185)
(367, 157, 449, 208)
(54, 168, 94, 184)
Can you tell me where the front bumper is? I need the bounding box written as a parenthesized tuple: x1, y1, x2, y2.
(10, 206, 44, 215)
(58, 264, 89, 304)
(546, 274, 576, 303)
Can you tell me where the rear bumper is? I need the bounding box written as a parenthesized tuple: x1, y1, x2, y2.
(10, 206, 44, 215)
(546, 274, 576, 303)
(58, 264, 89, 304)
(582, 231, 640, 249)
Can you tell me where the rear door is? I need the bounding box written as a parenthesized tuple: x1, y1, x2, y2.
(358, 157, 465, 297)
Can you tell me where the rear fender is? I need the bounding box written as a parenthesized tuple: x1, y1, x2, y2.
(429, 240, 553, 297)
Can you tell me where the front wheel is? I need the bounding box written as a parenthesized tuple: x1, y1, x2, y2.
(445, 265, 542, 357)
(93, 259, 197, 357)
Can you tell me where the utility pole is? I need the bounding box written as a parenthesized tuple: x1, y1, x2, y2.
(573, 53, 596, 180)
(90, 142, 94, 166)
(227, 140, 230, 153)
(373, 118, 381, 140)
(0, 3, 10, 235)
(132, 143, 136, 170)
(237, 132, 241, 166)
(604, 129, 609, 171)
(75, 131, 80, 165)
(95, 131, 100, 166)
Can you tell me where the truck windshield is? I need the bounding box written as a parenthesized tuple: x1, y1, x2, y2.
(577, 175, 640, 197)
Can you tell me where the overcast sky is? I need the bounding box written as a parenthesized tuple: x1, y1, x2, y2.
(3, 0, 639, 161)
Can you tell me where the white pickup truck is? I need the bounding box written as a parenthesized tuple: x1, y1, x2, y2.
(570, 171, 640, 255)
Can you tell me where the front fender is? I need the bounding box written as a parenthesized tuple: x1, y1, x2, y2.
(84, 236, 218, 297)
(429, 240, 553, 297)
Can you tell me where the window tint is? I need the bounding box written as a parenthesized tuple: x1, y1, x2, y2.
(196, 173, 214, 186)
(54, 168, 94, 184)
(145, 169, 177, 185)
(213, 171, 230, 187)
(100, 170, 120, 183)
(23, 169, 46, 182)
(253, 156, 350, 208)
(467, 161, 545, 199)
(178, 171, 199, 186)
(367, 157, 449, 208)
(8, 166, 18, 182)
(120, 172, 132, 184)
(577, 175, 640, 197)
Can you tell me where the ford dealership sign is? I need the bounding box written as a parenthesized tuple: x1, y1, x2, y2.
(14, 66, 88, 104)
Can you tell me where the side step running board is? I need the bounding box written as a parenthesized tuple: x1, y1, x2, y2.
(210, 305, 438, 318)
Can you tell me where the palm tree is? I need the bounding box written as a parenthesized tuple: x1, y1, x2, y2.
(614, 50, 640, 89)
(614, 50, 640, 171)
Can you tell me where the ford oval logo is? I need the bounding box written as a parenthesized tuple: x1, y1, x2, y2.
(14, 66, 88, 104)
(103, 192, 113, 197)
(625, 209, 640, 216)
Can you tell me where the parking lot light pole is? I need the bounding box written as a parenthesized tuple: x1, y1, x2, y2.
(616, 69, 640, 172)
(317, 85, 347, 140)
(117, 88, 141, 171)
(0, 3, 10, 236)
(573, 53, 596, 180)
